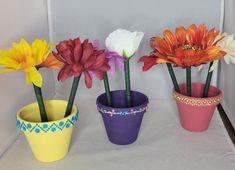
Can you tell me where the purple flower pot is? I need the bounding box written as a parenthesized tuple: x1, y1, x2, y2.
(96, 90, 148, 145)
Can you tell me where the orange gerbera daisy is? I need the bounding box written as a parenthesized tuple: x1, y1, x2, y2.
(139, 24, 226, 70)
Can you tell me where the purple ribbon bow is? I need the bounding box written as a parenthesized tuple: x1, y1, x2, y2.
(93, 40, 124, 75)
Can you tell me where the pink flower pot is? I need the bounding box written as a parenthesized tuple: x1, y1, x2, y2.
(173, 83, 222, 132)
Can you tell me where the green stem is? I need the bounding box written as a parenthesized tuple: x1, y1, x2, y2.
(124, 58, 131, 107)
(186, 67, 191, 96)
(64, 76, 80, 118)
(166, 63, 181, 93)
(103, 74, 112, 106)
(202, 62, 213, 98)
(33, 84, 48, 122)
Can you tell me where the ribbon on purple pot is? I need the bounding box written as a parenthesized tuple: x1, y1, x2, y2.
(93, 40, 124, 75)
(105, 51, 124, 75)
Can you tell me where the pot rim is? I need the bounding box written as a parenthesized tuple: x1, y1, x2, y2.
(96, 90, 149, 111)
(17, 100, 78, 125)
(173, 83, 222, 106)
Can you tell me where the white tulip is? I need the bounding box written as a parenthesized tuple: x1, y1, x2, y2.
(105, 29, 144, 58)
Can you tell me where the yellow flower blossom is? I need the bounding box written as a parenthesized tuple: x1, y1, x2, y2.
(0, 39, 62, 87)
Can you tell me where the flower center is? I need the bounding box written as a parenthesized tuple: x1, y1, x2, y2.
(182, 44, 201, 51)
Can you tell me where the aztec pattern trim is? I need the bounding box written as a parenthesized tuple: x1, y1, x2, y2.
(173, 92, 222, 106)
(17, 112, 78, 133)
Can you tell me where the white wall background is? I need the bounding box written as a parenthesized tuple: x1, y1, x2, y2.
(0, 0, 53, 156)
(49, 0, 222, 101)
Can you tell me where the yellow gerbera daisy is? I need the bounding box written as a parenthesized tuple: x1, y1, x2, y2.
(0, 39, 62, 87)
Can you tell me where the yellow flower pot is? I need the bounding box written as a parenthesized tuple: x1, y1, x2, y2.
(16, 100, 78, 162)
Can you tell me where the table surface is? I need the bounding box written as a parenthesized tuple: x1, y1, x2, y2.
(0, 99, 235, 170)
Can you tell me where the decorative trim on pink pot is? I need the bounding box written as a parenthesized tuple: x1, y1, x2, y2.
(173, 83, 222, 132)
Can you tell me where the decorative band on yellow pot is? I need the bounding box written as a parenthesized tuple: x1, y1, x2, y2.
(16, 100, 78, 162)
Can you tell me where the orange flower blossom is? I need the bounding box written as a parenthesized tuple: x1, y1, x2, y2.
(139, 24, 226, 71)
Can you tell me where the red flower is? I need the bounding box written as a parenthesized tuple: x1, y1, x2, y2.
(53, 38, 110, 88)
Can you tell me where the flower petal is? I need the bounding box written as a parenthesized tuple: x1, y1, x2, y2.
(92, 52, 106, 68)
(163, 30, 177, 48)
(56, 41, 74, 64)
(132, 31, 144, 55)
(175, 26, 186, 46)
(84, 53, 96, 69)
(84, 71, 92, 88)
(39, 53, 62, 69)
(14, 39, 32, 60)
(195, 24, 206, 46)
(72, 63, 83, 77)
(0, 68, 17, 73)
(186, 24, 197, 46)
(81, 40, 94, 64)
(58, 64, 73, 81)
(52, 52, 66, 63)
(151, 36, 172, 54)
(61, 49, 74, 64)
(32, 39, 51, 65)
(0, 50, 20, 69)
(25, 67, 43, 87)
(74, 38, 82, 62)
(138, 56, 157, 71)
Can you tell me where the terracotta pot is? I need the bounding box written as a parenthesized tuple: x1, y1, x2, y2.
(173, 83, 222, 132)
(96, 90, 148, 145)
